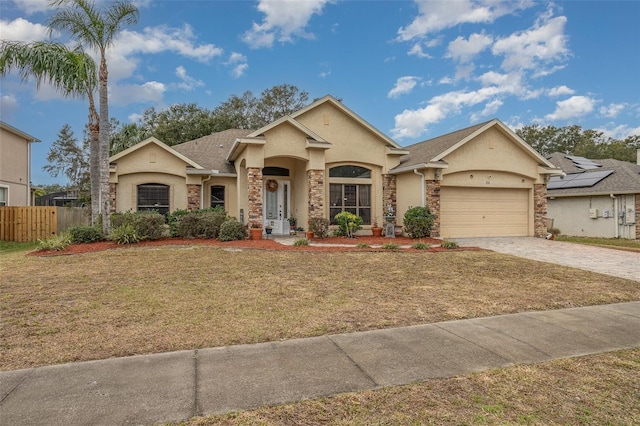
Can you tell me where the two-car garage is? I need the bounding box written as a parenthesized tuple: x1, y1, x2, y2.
(439, 187, 530, 238)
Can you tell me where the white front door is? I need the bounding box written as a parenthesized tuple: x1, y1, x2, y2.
(264, 179, 290, 234)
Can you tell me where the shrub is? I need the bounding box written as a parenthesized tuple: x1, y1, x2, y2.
(333, 212, 363, 238)
(403, 206, 434, 239)
(68, 225, 104, 244)
(167, 209, 190, 237)
(218, 219, 246, 241)
(111, 211, 165, 241)
(173, 208, 227, 239)
(37, 233, 71, 251)
(308, 217, 330, 239)
(293, 238, 309, 246)
(356, 243, 369, 248)
(382, 242, 400, 250)
(412, 241, 430, 250)
(440, 240, 459, 249)
(111, 223, 140, 244)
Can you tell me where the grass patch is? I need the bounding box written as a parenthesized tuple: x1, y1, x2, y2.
(381, 242, 399, 250)
(180, 349, 639, 425)
(292, 238, 309, 246)
(0, 240, 39, 254)
(555, 235, 640, 251)
(2, 247, 638, 371)
(356, 243, 369, 248)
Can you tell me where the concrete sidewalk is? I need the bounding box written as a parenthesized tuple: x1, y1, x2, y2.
(2, 302, 639, 425)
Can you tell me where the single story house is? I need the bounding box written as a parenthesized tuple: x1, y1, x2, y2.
(109, 95, 561, 238)
(547, 153, 640, 239)
(0, 121, 40, 206)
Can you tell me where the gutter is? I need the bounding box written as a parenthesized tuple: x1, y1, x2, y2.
(414, 169, 426, 207)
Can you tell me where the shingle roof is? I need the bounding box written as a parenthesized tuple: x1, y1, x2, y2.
(172, 129, 253, 174)
(395, 120, 493, 169)
(547, 152, 640, 195)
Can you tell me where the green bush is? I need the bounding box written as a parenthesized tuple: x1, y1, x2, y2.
(167, 209, 190, 237)
(68, 225, 104, 244)
(382, 242, 400, 250)
(308, 217, 330, 239)
(333, 212, 363, 238)
(218, 218, 247, 241)
(356, 243, 369, 248)
(173, 207, 227, 239)
(111, 211, 165, 240)
(111, 223, 140, 244)
(293, 238, 309, 246)
(37, 233, 72, 251)
(412, 241, 430, 250)
(403, 206, 434, 239)
(440, 240, 459, 249)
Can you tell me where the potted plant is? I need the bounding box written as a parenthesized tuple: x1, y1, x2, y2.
(371, 218, 383, 237)
(288, 216, 297, 229)
(249, 222, 262, 240)
(265, 224, 273, 235)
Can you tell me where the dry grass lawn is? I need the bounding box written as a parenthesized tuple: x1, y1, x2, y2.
(2, 245, 638, 371)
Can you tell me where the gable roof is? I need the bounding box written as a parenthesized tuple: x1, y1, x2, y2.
(0, 121, 40, 142)
(393, 119, 558, 173)
(173, 129, 253, 174)
(109, 136, 204, 170)
(547, 152, 640, 195)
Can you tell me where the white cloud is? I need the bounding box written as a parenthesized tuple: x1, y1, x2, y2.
(471, 99, 504, 121)
(128, 112, 143, 123)
(407, 42, 432, 59)
(0, 17, 51, 42)
(388, 76, 421, 98)
(596, 124, 640, 140)
(446, 33, 493, 63)
(10, 0, 49, 15)
(599, 103, 625, 118)
(242, 0, 333, 48)
(109, 81, 165, 106)
(545, 95, 595, 121)
(548, 85, 574, 97)
(173, 66, 204, 91)
(224, 52, 249, 79)
(0, 93, 19, 117)
(398, 0, 533, 41)
(492, 14, 568, 72)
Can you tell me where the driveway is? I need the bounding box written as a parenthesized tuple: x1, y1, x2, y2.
(452, 237, 640, 282)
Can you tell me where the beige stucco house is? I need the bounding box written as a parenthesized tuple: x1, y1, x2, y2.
(547, 153, 639, 239)
(109, 95, 561, 238)
(0, 121, 40, 206)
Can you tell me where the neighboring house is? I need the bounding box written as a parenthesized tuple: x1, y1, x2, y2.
(547, 153, 640, 239)
(109, 95, 561, 238)
(0, 121, 41, 206)
(35, 190, 82, 207)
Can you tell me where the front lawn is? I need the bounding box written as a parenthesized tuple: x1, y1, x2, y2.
(555, 235, 640, 251)
(2, 245, 638, 370)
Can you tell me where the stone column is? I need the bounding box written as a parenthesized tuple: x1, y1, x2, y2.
(426, 180, 440, 238)
(382, 174, 397, 222)
(307, 170, 324, 219)
(109, 183, 117, 213)
(187, 184, 201, 210)
(534, 183, 547, 238)
(247, 167, 263, 224)
(635, 194, 640, 240)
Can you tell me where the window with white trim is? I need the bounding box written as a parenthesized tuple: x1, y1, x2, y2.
(0, 187, 7, 206)
(137, 184, 169, 215)
(329, 165, 371, 224)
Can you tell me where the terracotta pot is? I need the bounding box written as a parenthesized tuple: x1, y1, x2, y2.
(249, 228, 263, 240)
(371, 227, 383, 237)
(305, 231, 314, 240)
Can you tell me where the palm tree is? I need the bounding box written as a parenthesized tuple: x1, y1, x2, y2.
(0, 40, 101, 222)
(49, 0, 139, 234)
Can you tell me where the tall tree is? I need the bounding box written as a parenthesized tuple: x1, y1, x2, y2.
(49, 0, 139, 234)
(0, 40, 100, 220)
(252, 84, 309, 126)
(44, 124, 90, 192)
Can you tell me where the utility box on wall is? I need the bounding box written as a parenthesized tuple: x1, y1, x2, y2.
(589, 208, 599, 219)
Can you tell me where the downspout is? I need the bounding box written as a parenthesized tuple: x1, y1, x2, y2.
(414, 169, 426, 207)
(610, 194, 618, 238)
(201, 174, 214, 209)
(27, 141, 32, 206)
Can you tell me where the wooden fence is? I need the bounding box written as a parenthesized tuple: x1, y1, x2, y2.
(0, 206, 90, 242)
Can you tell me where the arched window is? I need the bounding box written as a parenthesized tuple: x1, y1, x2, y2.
(137, 184, 169, 215)
(329, 165, 371, 225)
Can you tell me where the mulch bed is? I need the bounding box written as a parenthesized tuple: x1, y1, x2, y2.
(29, 235, 476, 256)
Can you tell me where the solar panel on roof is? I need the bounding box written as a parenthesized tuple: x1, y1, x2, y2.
(547, 170, 614, 189)
(565, 155, 602, 170)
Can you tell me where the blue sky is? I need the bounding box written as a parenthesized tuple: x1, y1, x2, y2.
(1, 0, 639, 185)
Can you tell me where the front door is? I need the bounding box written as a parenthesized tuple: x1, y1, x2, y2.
(264, 178, 290, 234)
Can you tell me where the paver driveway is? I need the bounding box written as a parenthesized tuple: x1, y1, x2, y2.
(452, 237, 640, 282)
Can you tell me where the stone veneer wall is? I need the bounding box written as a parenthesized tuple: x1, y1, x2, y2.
(382, 174, 397, 222)
(426, 180, 440, 238)
(636, 194, 640, 239)
(110, 183, 117, 213)
(308, 170, 324, 219)
(247, 167, 263, 224)
(187, 185, 201, 210)
(534, 184, 547, 238)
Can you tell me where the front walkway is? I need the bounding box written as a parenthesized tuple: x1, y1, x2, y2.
(452, 237, 640, 282)
(1, 302, 638, 425)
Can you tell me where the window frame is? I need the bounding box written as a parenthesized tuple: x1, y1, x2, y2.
(210, 185, 225, 210)
(328, 165, 372, 225)
(137, 183, 169, 215)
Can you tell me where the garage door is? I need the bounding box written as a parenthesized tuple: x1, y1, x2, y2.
(440, 187, 529, 238)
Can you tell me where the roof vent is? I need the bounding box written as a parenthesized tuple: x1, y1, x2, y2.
(565, 155, 602, 170)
